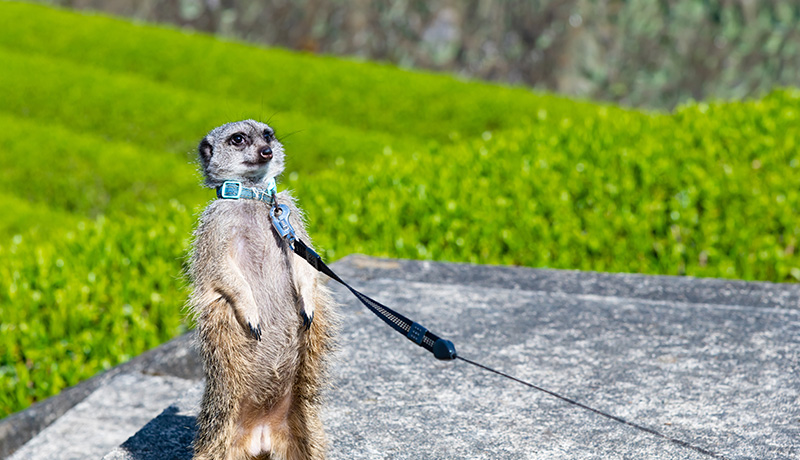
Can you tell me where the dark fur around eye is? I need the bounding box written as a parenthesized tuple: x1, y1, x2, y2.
(229, 133, 246, 146)
(263, 129, 275, 142)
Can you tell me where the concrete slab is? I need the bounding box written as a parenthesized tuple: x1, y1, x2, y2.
(103, 385, 203, 460)
(8, 372, 195, 460)
(0, 331, 203, 458)
(103, 255, 800, 460)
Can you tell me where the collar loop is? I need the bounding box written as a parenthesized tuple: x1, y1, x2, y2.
(216, 178, 277, 205)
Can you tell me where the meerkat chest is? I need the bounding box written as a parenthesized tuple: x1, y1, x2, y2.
(229, 210, 289, 273)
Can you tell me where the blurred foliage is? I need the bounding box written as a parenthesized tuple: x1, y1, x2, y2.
(0, 2, 798, 419)
(36, 0, 800, 109)
(298, 91, 800, 283)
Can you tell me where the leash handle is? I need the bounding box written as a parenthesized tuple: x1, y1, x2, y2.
(293, 239, 457, 360)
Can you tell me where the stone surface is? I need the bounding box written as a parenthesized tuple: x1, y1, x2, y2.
(8, 373, 195, 460)
(100, 255, 799, 460)
(103, 385, 203, 460)
(0, 330, 203, 459)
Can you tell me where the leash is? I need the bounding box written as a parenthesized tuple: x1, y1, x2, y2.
(216, 180, 457, 359)
(270, 197, 458, 361)
(215, 180, 729, 460)
(456, 356, 729, 459)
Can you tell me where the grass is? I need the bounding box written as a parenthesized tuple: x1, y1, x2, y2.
(0, 1, 798, 418)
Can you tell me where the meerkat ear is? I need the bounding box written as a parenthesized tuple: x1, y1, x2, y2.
(198, 138, 213, 166)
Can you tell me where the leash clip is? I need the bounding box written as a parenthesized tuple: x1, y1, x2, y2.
(270, 204, 297, 248)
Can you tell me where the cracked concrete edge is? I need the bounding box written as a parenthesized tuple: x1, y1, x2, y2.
(0, 331, 203, 459)
(335, 254, 800, 311)
(9, 372, 197, 460)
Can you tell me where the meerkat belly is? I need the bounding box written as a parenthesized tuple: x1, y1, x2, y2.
(233, 233, 301, 457)
(235, 227, 302, 369)
(234, 228, 298, 328)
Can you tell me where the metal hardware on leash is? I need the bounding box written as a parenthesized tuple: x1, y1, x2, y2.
(270, 204, 297, 248)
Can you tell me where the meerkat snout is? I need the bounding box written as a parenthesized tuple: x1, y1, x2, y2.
(259, 145, 273, 161)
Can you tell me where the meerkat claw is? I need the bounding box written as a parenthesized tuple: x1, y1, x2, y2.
(301, 310, 314, 330)
(248, 322, 262, 341)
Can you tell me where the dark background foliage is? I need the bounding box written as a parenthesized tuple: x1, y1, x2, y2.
(39, 0, 800, 109)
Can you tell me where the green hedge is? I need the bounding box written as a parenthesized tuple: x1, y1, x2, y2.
(0, 2, 596, 146)
(297, 90, 800, 282)
(0, 206, 191, 413)
(0, 2, 797, 418)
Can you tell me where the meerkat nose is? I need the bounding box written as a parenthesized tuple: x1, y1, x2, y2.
(259, 146, 273, 160)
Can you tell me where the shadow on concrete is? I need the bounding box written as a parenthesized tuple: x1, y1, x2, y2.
(117, 406, 196, 460)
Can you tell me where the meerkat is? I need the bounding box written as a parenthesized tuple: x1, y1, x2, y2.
(188, 119, 337, 460)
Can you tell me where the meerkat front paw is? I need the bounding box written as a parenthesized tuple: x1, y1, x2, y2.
(235, 298, 262, 341)
(298, 285, 315, 331)
(301, 310, 314, 330)
(298, 295, 315, 330)
(248, 321, 263, 341)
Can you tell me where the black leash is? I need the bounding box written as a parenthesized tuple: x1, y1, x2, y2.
(293, 243, 728, 459)
(280, 230, 729, 459)
(270, 201, 457, 358)
(457, 356, 729, 460)
(293, 237, 457, 360)
(216, 183, 729, 459)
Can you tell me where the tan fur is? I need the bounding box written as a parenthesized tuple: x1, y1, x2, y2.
(188, 120, 337, 460)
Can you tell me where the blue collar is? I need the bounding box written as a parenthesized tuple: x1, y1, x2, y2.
(215, 178, 277, 205)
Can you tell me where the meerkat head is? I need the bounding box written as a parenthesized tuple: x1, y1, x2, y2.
(198, 119, 285, 188)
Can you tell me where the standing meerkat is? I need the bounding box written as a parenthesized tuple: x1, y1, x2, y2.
(188, 119, 337, 460)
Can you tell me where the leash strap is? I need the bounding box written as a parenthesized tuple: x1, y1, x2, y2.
(216, 188, 454, 357)
(293, 239, 457, 360)
(267, 202, 456, 359)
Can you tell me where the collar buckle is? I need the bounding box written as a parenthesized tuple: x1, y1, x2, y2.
(218, 181, 243, 199)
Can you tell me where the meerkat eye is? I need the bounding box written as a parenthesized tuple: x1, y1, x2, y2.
(229, 133, 246, 146)
(263, 130, 274, 142)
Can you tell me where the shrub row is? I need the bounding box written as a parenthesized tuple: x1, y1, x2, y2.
(0, 204, 191, 416)
(296, 89, 800, 282)
(0, 1, 596, 145)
